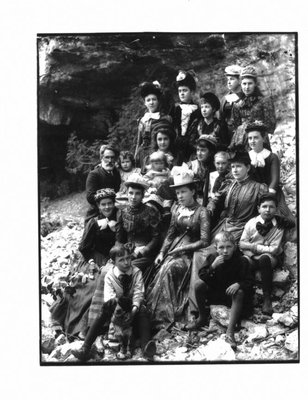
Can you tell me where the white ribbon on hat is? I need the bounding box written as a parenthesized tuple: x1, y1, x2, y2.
(141, 112, 161, 123)
(249, 149, 271, 168)
(179, 104, 198, 136)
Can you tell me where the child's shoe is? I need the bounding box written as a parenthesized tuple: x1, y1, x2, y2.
(71, 345, 92, 362)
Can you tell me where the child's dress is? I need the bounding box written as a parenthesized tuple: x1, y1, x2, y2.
(144, 169, 172, 210)
(119, 168, 141, 193)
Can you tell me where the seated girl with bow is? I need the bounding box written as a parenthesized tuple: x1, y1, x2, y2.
(239, 193, 286, 316)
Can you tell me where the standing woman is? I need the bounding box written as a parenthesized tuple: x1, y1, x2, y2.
(135, 81, 172, 170)
(50, 189, 118, 338)
(220, 65, 243, 143)
(170, 70, 201, 164)
(230, 65, 276, 150)
(146, 168, 210, 332)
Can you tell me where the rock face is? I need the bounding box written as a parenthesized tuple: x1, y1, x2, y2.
(38, 33, 296, 197)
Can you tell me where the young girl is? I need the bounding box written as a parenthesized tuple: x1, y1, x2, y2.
(208, 151, 231, 200)
(220, 65, 242, 143)
(143, 120, 176, 172)
(144, 151, 171, 190)
(118, 151, 141, 194)
(170, 70, 201, 164)
(246, 120, 296, 227)
(135, 81, 172, 169)
(193, 92, 229, 147)
(187, 135, 217, 206)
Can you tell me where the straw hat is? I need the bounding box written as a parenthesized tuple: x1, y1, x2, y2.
(170, 166, 198, 188)
(240, 65, 258, 79)
(124, 173, 149, 190)
(225, 65, 242, 76)
(245, 120, 267, 134)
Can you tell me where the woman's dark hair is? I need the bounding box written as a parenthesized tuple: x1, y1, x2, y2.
(119, 151, 135, 168)
(126, 183, 145, 196)
(152, 126, 176, 155)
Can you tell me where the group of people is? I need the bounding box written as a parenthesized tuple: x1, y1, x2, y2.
(49, 65, 296, 361)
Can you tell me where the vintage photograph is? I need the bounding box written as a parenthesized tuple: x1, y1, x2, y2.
(38, 33, 298, 364)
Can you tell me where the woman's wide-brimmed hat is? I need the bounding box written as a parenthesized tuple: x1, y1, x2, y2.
(245, 120, 267, 134)
(124, 173, 149, 190)
(229, 148, 251, 165)
(140, 81, 162, 99)
(176, 70, 197, 91)
(240, 65, 258, 79)
(94, 188, 116, 202)
(196, 134, 218, 150)
(225, 65, 242, 77)
(200, 92, 221, 111)
(170, 166, 199, 188)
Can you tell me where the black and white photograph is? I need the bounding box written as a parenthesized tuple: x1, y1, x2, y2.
(38, 32, 298, 365)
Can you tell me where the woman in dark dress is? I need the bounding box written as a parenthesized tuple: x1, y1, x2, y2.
(50, 189, 118, 338)
(230, 65, 276, 151)
(146, 168, 211, 332)
(246, 120, 296, 227)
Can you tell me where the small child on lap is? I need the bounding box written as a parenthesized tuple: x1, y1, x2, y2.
(239, 193, 285, 316)
(187, 231, 253, 349)
(72, 243, 156, 361)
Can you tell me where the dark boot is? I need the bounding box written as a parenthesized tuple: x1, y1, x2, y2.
(258, 255, 273, 316)
(262, 292, 273, 316)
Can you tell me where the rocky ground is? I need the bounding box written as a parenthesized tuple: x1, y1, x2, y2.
(40, 137, 298, 363)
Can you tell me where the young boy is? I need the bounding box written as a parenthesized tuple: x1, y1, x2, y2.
(72, 243, 156, 361)
(187, 231, 253, 350)
(239, 193, 285, 316)
(208, 151, 231, 200)
(195, 92, 229, 147)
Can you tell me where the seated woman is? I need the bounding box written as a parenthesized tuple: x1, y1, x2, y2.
(187, 135, 217, 206)
(50, 188, 118, 338)
(229, 65, 276, 151)
(115, 173, 161, 275)
(207, 148, 268, 243)
(246, 120, 296, 228)
(146, 168, 210, 332)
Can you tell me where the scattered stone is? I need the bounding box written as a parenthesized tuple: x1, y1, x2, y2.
(55, 333, 67, 346)
(275, 335, 285, 345)
(202, 337, 236, 361)
(246, 324, 268, 342)
(153, 329, 172, 341)
(290, 304, 298, 317)
(210, 305, 230, 327)
(272, 287, 285, 298)
(284, 330, 298, 354)
(41, 327, 56, 354)
(273, 269, 290, 288)
(278, 312, 297, 328)
(266, 325, 286, 337)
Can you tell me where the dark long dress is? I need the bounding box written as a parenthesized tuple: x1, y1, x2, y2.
(249, 150, 296, 225)
(50, 208, 118, 337)
(146, 202, 210, 331)
(230, 89, 276, 151)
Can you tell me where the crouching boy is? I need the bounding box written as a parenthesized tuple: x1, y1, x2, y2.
(239, 193, 285, 316)
(72, 243, 156, 361)
(187, 231, 253, 349)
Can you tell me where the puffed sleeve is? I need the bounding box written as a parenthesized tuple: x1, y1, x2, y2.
(268, 153, 280, 192)
(160, 207, 179, 255)
(142, 206, 161, 255)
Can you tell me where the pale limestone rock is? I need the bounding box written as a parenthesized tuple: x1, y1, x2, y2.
(41, 327, 56, 354)
(202, 337, 236, 361)
(275, 335, 285, 345)
(278, 312, 297, 328)
(210, 305, 230, 327)
(246, 324, 268, 342)
(284, 330, 298, 353)
(290, 304, 298, 317)
(273, 269, 290, 288)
